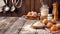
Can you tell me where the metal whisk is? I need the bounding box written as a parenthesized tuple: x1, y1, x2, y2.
(3, 0, 10, 13)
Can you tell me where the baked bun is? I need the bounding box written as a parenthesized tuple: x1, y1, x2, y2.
(26, 11, 37, 17)
(51, 25, 58, 31)
(27, 12, 32, 16)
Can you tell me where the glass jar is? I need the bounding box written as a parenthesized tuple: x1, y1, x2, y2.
(48, 14, 52, 21)
(40, 5, 49, 20)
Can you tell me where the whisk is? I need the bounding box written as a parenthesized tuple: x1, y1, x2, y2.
(3, 0, 10, 13)
(10, 0, 16, 12)
(15, 0, 22, 8)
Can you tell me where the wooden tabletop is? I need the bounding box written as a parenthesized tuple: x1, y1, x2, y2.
(0, 17, 60, 34)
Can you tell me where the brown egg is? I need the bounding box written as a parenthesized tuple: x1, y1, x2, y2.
(47, 23, 53, 28)
(51, 25, 58, 31)
(42, 19, 48, 25)
(51, 19, 57, 24)
(56, 24, 60, 29)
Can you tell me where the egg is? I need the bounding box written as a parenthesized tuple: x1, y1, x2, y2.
(51, 19, 57, 24)
(56, 24, 60, 29)
(47, 23, 53, 28)
(42, 19, 48, 25)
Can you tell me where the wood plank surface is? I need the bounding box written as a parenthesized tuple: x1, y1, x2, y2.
(25, 0, 31, 14)
(34, 0, 41, 13)
(0, 17, 19, 34)
(0, 17, 60, 34)
(4, 18, 26, 34)
(31, 0, 34, 11)
(19, 20, 37, 34)
(21, 0, 26, 15)
(0, 17, 7, 21)
(36, 29, 52, 34)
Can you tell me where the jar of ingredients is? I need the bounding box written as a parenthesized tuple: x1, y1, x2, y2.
(40, 5, 49, 21)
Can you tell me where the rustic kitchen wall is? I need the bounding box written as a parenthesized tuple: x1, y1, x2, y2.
(0, 0, 60, 17)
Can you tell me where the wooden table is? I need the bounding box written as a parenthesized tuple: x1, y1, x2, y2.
(0, 17, 60, 34)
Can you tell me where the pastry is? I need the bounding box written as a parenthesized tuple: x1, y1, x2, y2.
(26, 11, 37, 17)
(51, 25, 58, 31)
(31, 11, 37, 17)
(31, 21, 45, 29)
(27, 12, 32, 16)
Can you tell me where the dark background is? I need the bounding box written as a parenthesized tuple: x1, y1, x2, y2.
(0, 0, 60, 18)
